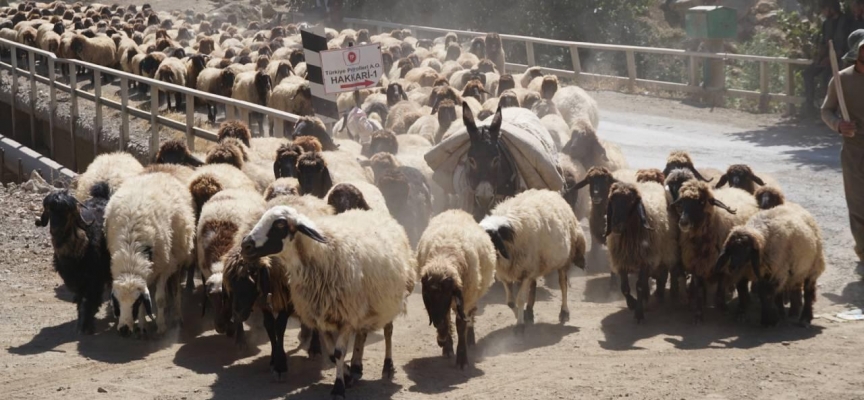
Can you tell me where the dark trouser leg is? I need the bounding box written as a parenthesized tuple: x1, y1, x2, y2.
(842, 145, 864, 261)
(802, 63, 823, 109)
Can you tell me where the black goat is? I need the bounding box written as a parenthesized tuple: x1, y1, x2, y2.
(36, 182, 112, 334)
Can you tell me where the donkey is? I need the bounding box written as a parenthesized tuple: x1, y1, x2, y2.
(463, 103, 518, 221)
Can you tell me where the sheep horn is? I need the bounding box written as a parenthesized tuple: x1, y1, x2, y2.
(690, 166, 713, 183)
(296, 224, 327, 243)
(636, 201, 653, 231)
(142, 293, 155, 321)
(710, 198, 737, 215)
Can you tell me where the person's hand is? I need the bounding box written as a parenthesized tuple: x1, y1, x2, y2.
(839, 121, 857, 137)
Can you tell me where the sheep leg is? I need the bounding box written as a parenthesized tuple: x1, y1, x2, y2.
(690, 276, 706, 324)
(654, 267, 668, 304)
(788, 287, 803, 319)
(155, 274, 170, 334)
(620, 272, 637, 311)
(467, 308, 477, 346)
(80, 283, 104, 335)
(735, 279, 751, 322)
(382, 322, 396, 379)
(274, 311, 290, 381)
(635, 266, 648, 323)
(175, 93, 183, 111)
(262, 311, 278, 364)
(524, 279, 537, 325)
(715, 279, 730, 313)
(558, 268, 570, 323)
(513, 279, 532, 335)
(502, 280, 515, 310)
(608, 271, 618, 296)
(349, 332, 367, 385)
(455, 313, 468, 370)
(800, 278, 816, 326)
(330, 328, 352, 399)
(757, 280, 780, 327)
(670, 263, 685, 305)
(136, 302, 148, 338)
(436, 308, 454, 358)
(207, 104, 216, 123)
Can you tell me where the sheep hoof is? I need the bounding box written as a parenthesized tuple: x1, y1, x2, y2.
(350, 364, 363, 382)
(456, 349, 467, 370)
(625, 296, 638, 311)
(271, 370, 286, 383)
(634, 310, 645, 324)
(382, 358, 395, 380)
(343, 372, 355, 388)
(442, 344, 453, 359)
(559, 310, 570, 324)
(524, 309, 534, 325)
(330, 378, 346, 399)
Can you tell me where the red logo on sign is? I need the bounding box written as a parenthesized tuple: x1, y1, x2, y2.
(344, 50, 359, 65)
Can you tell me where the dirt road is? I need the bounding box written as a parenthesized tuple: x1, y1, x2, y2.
(1, 91, 863, 400)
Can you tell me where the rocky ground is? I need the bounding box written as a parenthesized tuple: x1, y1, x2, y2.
(1, 90, 863, 400)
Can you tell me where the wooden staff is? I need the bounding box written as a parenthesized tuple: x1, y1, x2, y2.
(829, 40, 851, 122)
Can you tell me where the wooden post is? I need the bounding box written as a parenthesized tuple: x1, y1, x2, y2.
(69, 67, 78, 172)
(704, 39, 726, 106)
(120, 76, 129, 150)
(27, 51, 36, 147)
(150, 85, 160, 160)
(625, 50, 637, 93)
(785, 63, 795, 115)
(17, 158, 22, 184)
(186, 93, 195, 151)
(93, 69, 102, 157)
(689, 55, 699, 87)
(759, 61, 769, 113)
(569, 45, 581, 77)
(525, 41, 536, 67)
(240, 108, 250, 133)
(10, 46, 17, 140)
(48, 58, 56, 158)
(0, 148, 4, 185)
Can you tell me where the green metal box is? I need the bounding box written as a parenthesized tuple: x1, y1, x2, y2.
(685, 6, 738, 40)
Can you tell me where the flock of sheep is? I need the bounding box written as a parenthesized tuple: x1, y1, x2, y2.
(16, 1, 828, 398)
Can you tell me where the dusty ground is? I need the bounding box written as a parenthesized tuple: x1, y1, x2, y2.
(1, 90, 863, 400)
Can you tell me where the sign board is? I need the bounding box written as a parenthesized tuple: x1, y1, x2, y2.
(320, 44, 384, 94)
(300, 25, 339, 122)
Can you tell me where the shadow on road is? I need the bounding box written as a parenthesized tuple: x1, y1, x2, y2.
(823, 262, 864, 311)
(599, 305, 824, 351)
(404, 355, 484, 394)
(731, 122, 841, 171)
(476, 323, 580, 359)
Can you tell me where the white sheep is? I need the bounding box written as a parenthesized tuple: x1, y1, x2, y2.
(74, 152, 144, 201)
(417, 209, 495, 369)
(479, 189, 586, 333)
(717, 203, 824, 326)
(552, 85, 600, 129)
(105, 172, 196, 336)
(241, 206, 416, 396)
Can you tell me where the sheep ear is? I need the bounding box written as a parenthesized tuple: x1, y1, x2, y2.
(662, 166, 672, 177)
(141, 292, 155, 321)
(484, 225, 512, 260)
(295, 223, 327, 243)
(401, 89, 408, 102)
(750, 248, 761, 277)
(710, 198, 737, 215)
(453, 288, 466, 321)
(78, 204, 97, 226)
(636, 201, 653, 231)
(715, 174, 728, 189)
(752, 174, 765, 186)
(714, 250, 730, 274)
(573, 177, 589, 190)
(321, 167, 334, 193)
(604, 201, 613, 238)
(35, 209, 49, 227)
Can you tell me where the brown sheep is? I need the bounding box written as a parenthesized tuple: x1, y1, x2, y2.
(217, 120, 252, 147)
(326, 183, 372, 214)
(755, 186, 785, 210)
(636, 169, 666, 185)
(663, 151, 715, 183)
(273, 143, 304, 179)
(715, 164, 779, 195)
(362, 129, 399, 158)
(154, 139, 204, 167)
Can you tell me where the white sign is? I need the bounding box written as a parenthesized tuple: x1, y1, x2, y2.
(320, 44, 384, 94)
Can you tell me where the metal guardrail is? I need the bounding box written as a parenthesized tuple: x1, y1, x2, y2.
(0, 38, 303, 171)
(344, 18, 811, 113)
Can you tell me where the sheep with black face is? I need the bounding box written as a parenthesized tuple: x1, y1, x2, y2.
(715, 164, 781, 194)
(241, 205, 416, 397)
(36, 183, 113, 334)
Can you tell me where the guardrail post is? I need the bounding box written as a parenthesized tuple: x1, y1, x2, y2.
(93, 69, 102, 157)
(274, 118, 285, 138)
(185, 93, 195, 151)
(689, 55, 699, 87)
(69, 68, 78, 172)
(11, 46, 17, 140)
(48, 58, 56, 158)
(27, 50, 36, 147)
(525, 41, 536, 67)
(120, 76, 129, 150)
(785, 63, 795, 116)
(569, 45, 581, 78)
(150, 85, 159, 160)
(240, 108, 250, 134)
(759, 61, 769, 113)
(625, 50, 637, 93)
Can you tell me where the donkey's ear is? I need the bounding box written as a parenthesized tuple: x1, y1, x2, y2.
(463, 102, 478, 142)
(489, 105, 503, 141)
